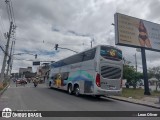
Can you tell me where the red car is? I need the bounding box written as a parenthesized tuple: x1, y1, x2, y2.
(16, 78, 27, 85)
(16, 79, 21, 84)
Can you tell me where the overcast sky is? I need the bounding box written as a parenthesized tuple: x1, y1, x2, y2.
(0, 0, 160, 73)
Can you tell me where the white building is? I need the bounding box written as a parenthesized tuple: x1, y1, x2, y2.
(19, 67, 32, 74)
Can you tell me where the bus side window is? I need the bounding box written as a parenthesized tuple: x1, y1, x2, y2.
(83, 48, 96, 61)
(63, 72, 69, 80)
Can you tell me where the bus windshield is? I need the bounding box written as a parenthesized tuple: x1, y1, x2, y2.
(100, 46, 122, 61)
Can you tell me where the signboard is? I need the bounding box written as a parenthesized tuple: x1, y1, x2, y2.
(100, 46, 122, 61)
(33, 61, 40, 65)
(115, 13, 160, 52)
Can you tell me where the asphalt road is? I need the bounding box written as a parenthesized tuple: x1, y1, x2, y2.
(0, 82, 159, 120)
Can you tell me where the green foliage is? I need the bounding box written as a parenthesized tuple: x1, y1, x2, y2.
(148, 66, 160, 81)
(148, 66, 160, 91)
(123, 65, 135, 82)
(123, 65, 143, 83)
(135, 72, 143, 80)
(148, 72, 154, 79)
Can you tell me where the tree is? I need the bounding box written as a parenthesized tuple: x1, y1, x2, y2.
(123, 65, 143, 89)
(123, 65, 136, 88)
(148, 68, 154, 79)
(123, 65, 135, 83)
(148, 66, 160, 91)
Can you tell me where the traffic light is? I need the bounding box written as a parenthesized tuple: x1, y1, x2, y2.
(35, 54, 37, 59)
(55, 44, 58, 50)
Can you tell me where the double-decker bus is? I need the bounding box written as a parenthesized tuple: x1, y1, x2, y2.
(46, 45, 123, 97)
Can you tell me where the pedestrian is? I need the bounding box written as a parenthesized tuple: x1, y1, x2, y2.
(125, 82, 129, 88)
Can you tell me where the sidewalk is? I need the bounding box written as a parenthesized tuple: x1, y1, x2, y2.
(0, 83, 9, 96)
(108, 95, 160, 109)
(122, 85, 160, 91)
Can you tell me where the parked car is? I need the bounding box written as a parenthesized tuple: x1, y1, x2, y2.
(125, 81, 137, 88)
(16, 79, 21, 84)
(21, 78, 27, 84)
(16, 78, 27, 85)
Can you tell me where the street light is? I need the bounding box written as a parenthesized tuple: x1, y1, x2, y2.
(90, 37, 94, 48)
(133, 53, 137, 72)
(55, 44, 58, 50)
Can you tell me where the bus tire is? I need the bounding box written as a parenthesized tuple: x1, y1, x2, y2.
(68, 84, 73, 95)
(74, 85, 80, 97)
(95, 95, 101, 98)
(49, 82, 52, 88)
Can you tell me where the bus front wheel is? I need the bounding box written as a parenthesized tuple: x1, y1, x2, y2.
(95, 95, 101, 98)
(49, 82, 52, 88)
(68, 84, 73, 95)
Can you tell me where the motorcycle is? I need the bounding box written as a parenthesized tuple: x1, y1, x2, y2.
(34, 82, 38, 87)
(33, 81, 38, 87)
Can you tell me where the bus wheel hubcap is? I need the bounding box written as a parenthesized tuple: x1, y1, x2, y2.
(75, 87, 80, 96)
(69, 86, 72, 94)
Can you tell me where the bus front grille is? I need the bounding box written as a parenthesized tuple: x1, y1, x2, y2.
(101, 66, 121, 79)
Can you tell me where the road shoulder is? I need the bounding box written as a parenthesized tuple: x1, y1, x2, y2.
(0, 83, 10, 97)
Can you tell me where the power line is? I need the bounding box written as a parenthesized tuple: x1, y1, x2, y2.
(0, 38, 6, 48)
(0, 2, 9, 51)
(5, 0, 11, 22)
(0, 15, 6, 44)
(0, 14, 7, 33)
(0, 0, 16, 81)
(0, 32, 7, 49)
(5, 0, 16, 25)
(0, 45, 5, 53)
(10, 0, 16, 26)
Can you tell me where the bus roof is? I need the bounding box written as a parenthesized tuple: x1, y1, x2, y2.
(51, 45, 122, 66)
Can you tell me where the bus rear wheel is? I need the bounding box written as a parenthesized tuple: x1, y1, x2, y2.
(68, 84, 73, 95)
(74, 85, 80, 96)
(95, 95, 101, 98)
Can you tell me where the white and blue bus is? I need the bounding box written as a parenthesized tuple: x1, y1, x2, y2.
(46, 45, 123, 97)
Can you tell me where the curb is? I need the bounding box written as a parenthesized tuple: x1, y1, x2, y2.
(106, 96, 160, 109)
(0, 83, 10, 97)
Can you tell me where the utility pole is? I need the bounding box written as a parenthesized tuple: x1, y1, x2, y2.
(141, 48, 150, 95)
(9, 41, 15, 75)
(91, 41, 92, 48)
(91, 38, 94, 48)
(0, 21, 13, 83)
(6, 41, 14, 76)
(134, 53, 137, 72)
